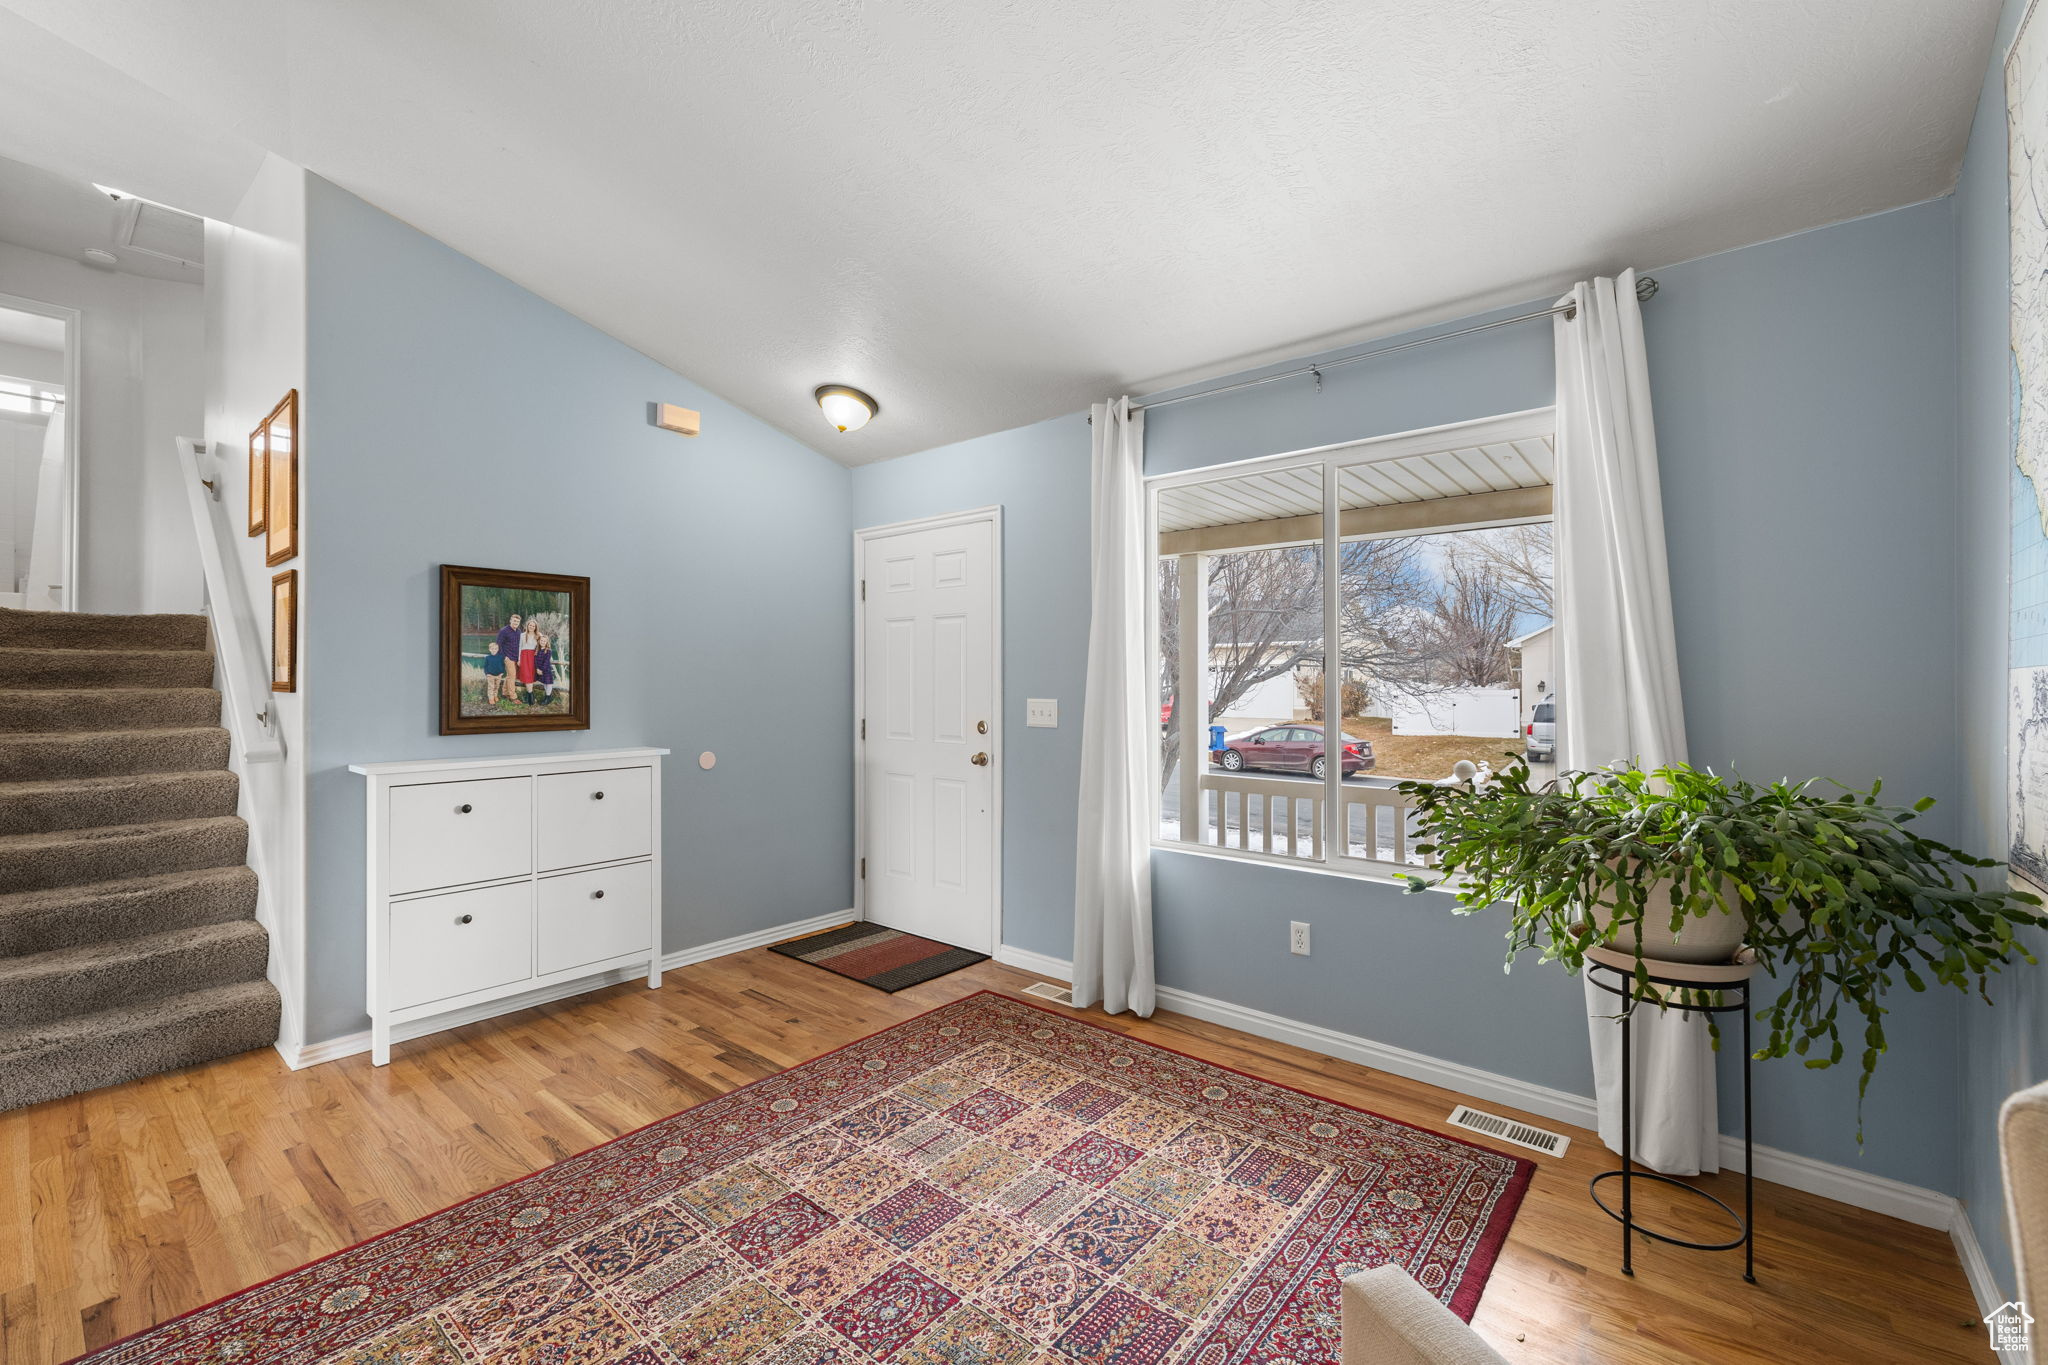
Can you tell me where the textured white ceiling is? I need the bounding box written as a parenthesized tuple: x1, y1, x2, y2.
(0, 1, 2001, 464)
(0, 153, 206, 282)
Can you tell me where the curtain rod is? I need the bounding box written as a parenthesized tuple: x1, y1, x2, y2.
(1115, 274, 1660, 418)
(0, 387, 63, 407)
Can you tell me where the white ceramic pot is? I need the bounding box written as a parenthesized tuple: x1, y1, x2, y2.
(1588, 876, 1747, 965)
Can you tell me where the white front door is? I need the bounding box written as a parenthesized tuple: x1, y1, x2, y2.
(860, 514, 998, 953)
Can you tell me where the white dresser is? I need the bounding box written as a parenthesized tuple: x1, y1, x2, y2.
(349, 748, 668, 1064)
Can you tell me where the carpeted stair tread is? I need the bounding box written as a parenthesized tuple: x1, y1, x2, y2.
(0, 606, 276, 1113)
(0, 864, 258, 956)
(0, 687, 221, 733)
(0, 979, 281, 1111)
(0, 606, 209, 652)
(0, 770, 240, 836)
(16, 647, 215, 691)
(0, 726, 230, 781)
(0, 920, 269, 1028)
(0, 814, 248, 894)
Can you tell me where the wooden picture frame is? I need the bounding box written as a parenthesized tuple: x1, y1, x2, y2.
(262, 389, 299, 566)
(271, 570, 297, 693)
(439, 564, 590, 735)
(246, 425, 267, 536)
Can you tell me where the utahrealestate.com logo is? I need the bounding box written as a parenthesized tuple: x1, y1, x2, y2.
(1985, 1301, 2033, 1353)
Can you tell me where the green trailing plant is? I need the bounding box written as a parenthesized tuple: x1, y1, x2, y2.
(1396, 761, 2047, 1140)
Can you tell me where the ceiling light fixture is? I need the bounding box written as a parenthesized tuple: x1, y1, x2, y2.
(815, 384, 877, 433)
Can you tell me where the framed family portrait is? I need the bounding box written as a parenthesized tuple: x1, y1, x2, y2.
(261, 389, 298, 566)
(440, 564, 590, 735)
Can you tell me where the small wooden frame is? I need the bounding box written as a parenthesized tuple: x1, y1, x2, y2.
(439, 564, 590, 735)
(246, 426, 267, 536)
(261, 389, 299, 565)
(270, 569, 297, 693)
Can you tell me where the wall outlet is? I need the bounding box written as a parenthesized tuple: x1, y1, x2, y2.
(1289, 921, 1310, 956)
(1026, 698, 1058, 728)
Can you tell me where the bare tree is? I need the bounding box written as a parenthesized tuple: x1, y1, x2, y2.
(1157, 547, 1323, 790)
(1456, 523, 1553, 620)
(1333, 537, 1432, 705)
(1416, 549, 1521, 687)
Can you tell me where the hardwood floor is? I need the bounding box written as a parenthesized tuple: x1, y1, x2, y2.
(0, 948, 1987, 1363)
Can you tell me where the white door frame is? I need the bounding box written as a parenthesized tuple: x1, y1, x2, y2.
(852, 504, 1004, 953)
(0, 289, 82, 611)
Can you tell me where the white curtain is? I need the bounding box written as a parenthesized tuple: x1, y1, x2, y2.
(1554, 270, 1717, 1175)
(1072, 397, 1156, 1017)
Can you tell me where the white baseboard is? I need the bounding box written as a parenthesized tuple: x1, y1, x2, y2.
(1153, 980, 1603, 1136)
(985, 945, 1962, 1232)
(1726, 1133, 1954, 1229)
(279, 910, 856, 1069)
(1951, 1202, 2025, 1364)
(993, 944, 1073, 980)
(665, 911, 852, 969)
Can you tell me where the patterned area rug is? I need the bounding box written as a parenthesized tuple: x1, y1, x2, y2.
(770, 923, 990, 992)
(77, 992, 1532, 1365)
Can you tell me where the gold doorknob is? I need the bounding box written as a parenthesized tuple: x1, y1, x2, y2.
(970, 751, 990, 766)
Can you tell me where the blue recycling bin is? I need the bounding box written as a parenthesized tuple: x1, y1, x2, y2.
(1208, 724, 1227, 752)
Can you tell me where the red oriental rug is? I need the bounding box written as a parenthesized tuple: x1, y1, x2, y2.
(74, 992, 1532, 1365)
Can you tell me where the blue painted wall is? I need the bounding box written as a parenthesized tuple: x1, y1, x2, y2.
(853, 198, 1974, 1193)
(301, 178, 855, 1044)
(1957, 0, 2046, 1299)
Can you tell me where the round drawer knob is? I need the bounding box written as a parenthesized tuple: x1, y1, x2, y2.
(592, 889, 605, 900)
(457, 914, 474, 925)
(457, 803, 473, 814)
(592, 791, 606, 800)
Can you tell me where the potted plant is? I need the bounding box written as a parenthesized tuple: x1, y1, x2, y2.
(1396, 761, 2046, 1134)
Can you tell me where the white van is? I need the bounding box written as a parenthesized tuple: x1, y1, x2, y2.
(1526, 694, 1556, 762)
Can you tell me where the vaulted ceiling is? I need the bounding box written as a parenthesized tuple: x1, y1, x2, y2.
(0, 1, 2002, 463)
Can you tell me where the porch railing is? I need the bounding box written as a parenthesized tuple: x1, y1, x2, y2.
(1188, 771, 1434, 868)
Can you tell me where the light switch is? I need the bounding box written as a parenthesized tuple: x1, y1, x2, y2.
(1026, 698, 1058, 728)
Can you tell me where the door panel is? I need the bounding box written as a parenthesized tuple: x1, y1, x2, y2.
(861, 518, 996, 953)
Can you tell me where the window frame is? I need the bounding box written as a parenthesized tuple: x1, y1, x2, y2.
(1146, 406, 1557, 882)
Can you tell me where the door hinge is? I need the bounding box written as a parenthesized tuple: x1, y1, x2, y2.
(860, 579, 866, 600)
(860, 718, 866, 740)
(859, 857, 866, 880)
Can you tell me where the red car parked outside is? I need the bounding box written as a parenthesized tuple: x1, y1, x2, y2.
(1210, 725, 1373, 778)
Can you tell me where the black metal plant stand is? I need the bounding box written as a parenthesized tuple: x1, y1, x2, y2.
(1584, 948, 1756, 1284)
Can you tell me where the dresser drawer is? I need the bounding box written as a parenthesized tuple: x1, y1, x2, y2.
(537, 861, 653, 975)
(387, 776, 532, 894)
(386, 881, 533, 1010)
(537, 767, 651, 871)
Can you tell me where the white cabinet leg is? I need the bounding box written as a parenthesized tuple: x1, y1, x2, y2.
(372, 1019, 392, 1067)
(648, 954, 662, 989)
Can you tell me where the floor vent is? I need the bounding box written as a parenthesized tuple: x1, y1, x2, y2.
(1446, 1105, 1570, 1157)
(1021, 981, 1074, 1006)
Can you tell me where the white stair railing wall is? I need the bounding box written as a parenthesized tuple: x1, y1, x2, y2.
(173, 435, 302, 1052)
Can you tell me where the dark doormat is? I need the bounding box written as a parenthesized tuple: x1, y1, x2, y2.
(769, 922, 989, 992)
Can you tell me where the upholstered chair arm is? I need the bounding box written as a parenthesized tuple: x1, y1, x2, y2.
(1340, 1265, 1510, 1365)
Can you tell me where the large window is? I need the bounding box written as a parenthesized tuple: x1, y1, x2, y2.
(1150, 411, 1556, 874)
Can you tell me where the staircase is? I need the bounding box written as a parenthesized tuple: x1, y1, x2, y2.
(0, 606, 281, 1111)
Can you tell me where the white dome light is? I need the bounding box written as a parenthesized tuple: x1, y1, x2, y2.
(815, 384, 877, 433)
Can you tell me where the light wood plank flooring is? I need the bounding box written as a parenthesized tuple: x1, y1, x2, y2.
(0, 948, 1987, 1363)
